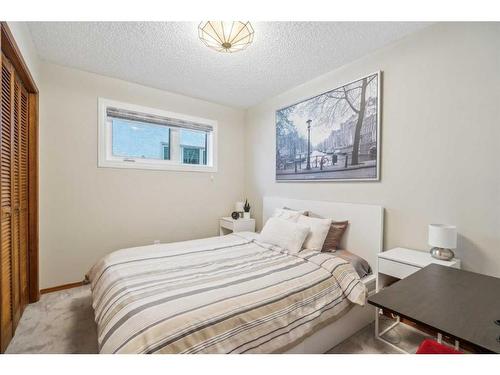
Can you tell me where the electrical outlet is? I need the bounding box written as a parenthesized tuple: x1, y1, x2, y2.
(153, 240, 160, 245)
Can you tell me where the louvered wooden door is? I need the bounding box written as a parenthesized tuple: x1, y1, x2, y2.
(18, 83, 29, 312)
(0, 52, 14, 352)
(0, 53, 30, 352)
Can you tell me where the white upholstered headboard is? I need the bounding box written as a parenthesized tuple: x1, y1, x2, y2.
(263, 196, 384, 273)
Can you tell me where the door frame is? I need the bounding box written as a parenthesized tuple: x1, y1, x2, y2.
(0, 22, 39, 303)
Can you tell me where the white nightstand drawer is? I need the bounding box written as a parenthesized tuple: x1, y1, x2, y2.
(378, 258, 421, 279)
(220, 219, 234, 230)
(219, 217, 255, 236)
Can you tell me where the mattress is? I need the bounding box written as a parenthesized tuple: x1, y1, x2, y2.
(87, 232, 367, 354)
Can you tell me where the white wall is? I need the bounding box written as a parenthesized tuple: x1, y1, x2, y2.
(6, 22, 41, 86)
(245, 23, 500, 277)
(39, 62, 246, 288)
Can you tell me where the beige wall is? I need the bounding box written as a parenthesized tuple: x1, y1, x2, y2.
(7, 22, 41, 86)
(245, 23, 500, 277)
(39, 62, 246, 288)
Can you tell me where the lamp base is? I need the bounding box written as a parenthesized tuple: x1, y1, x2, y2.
(430, 247, 455, 261)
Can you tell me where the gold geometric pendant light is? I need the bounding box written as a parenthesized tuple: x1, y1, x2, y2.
(198, 21, 254, 53)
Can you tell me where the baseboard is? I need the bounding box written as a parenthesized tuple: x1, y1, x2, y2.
(40, 281, 85, 294)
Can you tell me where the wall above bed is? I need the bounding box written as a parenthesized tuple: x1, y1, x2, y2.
(244, 23, 500, 277)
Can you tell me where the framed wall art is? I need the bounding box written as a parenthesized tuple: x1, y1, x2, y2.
(276, 71, 381, 182)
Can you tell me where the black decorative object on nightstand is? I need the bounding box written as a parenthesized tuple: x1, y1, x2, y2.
(231, 211, 239, 220)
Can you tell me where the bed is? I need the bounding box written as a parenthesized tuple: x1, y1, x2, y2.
(87, 197, 384, 354)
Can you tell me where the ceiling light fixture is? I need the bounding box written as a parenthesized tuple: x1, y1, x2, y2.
(198, 21, 254, 53)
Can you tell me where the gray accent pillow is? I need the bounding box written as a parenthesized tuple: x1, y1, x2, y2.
(321, 220, 349, 251)
(332, 249, 372, 278)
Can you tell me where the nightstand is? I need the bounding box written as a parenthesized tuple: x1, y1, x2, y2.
(377, 247, 461, 291)
(374, 247, 461, 353)
(219, 217, 256, 236)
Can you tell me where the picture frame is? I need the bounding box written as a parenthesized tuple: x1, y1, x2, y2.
(275, 71, 382, 182)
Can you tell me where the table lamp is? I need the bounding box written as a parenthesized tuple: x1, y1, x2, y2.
(235, 201, 244, 218)
(428, 224, 457, 261)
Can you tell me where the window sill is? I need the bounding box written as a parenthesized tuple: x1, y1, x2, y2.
(98, 159, 218, 173)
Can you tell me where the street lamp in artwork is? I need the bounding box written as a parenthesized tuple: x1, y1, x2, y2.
(306, 119, 312, 170)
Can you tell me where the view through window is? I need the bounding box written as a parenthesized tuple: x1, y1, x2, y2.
(99, 99, 216, 171)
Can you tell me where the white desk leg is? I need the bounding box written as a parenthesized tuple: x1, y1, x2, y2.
(374, 309, 408, 353)
(437, 333, 460, 351)
(437, 333, 442, 344)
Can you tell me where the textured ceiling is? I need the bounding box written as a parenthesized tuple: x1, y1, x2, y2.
(28, 22, 429, 108)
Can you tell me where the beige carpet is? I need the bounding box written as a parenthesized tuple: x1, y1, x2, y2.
(6, 285, 98, 354)
(327, 317, 428, 354)
(6, 285, 427, 354)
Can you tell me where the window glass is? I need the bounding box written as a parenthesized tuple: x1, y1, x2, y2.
(112, 119, 170, 160)
(180, 129, 207, 165)
(183, 148, 200, 164)
(99, 98, 216, 172)
(161, 142, 170, 160)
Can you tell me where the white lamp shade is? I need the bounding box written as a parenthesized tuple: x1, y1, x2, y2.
(428, 224, 457, 249)
(235, 201, 244, 212)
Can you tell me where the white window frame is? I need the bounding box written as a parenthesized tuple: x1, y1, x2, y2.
(98, 98, 218, 172)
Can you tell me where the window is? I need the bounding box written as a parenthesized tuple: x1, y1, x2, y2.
(161, 142, 170, 160)
(98, 98, 217, 172)
(180, 129, 207, 165)
(112, 119, 170, 160)
(183, 147, 201, 164)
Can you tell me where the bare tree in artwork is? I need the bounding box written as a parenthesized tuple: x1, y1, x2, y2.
(275, 72, 380, 181)
(302, 74, 376, 165)
(345, 77, 367, 165)
(276, 106, 307, 170)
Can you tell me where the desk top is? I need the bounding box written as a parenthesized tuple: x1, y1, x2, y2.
(368, 264, 500, 353)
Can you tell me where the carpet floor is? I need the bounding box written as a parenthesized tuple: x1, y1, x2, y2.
(6, 285, 428, 354)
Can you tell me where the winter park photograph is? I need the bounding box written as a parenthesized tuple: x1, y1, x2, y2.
(276, 72, 380, 181)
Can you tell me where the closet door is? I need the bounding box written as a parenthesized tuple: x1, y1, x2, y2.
(0, 54, 30, 351)
(19, 85, 29, 311)
(10, 74, 21, 326)
(0, 55, 13, 352)
(0, 23, 39, 353)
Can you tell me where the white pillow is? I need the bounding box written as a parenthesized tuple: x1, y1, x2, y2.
(272, 208, 302, 222)
(259, 217, 310, 253)
(297, 215, 332, 251)
(282, 207, 309, 217)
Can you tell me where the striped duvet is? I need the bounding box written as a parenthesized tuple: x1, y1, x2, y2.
(87, 232, 367, 354)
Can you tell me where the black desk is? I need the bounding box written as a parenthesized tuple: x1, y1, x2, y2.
(368, 263, 500, 353)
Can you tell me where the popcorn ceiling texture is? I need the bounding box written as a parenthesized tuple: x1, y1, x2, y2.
(27, 22, 429, 108)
